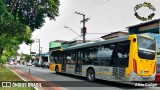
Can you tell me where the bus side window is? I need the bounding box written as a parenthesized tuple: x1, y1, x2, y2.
(50, 52, 54, 62)
(115, 41, 130, 67)
(83, 47, 98, 65)
(71, 53, 76, 64)
(66, 56, 71, 63)
(102, 44, 113, 66)
(111, 43, 119, 67)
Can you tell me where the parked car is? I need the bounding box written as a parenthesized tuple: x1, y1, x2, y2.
(13, 62, 17, 65)
(27, 62, 32, 66)
(9, 62, 13, 65)
(41, 62, 49, 68)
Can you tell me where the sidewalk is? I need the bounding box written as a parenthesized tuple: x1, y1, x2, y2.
(7, 66, 63, 90)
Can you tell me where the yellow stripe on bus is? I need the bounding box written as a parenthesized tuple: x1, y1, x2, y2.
(95, 72, 112, 75)
(66, 68, 74, 70)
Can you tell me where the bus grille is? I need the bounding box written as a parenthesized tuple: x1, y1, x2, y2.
(113, 67, 126, 79)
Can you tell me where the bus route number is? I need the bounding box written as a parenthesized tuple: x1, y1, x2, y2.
(101, 68, 109, 72)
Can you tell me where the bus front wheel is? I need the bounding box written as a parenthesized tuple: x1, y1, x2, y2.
(87, 69, 95, 81)
(55, 66, 59, 74)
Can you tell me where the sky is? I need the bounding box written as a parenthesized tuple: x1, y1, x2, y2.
(18, 0, 160, 54)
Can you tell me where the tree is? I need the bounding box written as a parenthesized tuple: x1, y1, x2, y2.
(0, 0, 60, 64)
(3, 0, 60, 31)
(22, 54, 32, 62)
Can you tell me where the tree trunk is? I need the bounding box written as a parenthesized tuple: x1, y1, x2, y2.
(0, 47, 4, 57)
(11, 0, 19, 14)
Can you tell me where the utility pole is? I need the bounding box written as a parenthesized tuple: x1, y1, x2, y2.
(75, 11, 90, 43)
(30, 44, 32, 56)
(40, 47, 42, 53)
(38, 39, 40, 58)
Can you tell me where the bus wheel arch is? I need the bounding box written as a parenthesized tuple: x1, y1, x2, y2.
(86, 67, 95, 81)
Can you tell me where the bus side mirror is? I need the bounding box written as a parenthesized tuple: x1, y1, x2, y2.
(133, 38, 136, 42)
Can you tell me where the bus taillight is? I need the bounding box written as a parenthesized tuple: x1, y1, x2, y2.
(133, 58, 137, 73)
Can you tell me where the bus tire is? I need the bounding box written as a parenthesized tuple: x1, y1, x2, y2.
(87, 69, 95, 81)
(55, 66, 59, 74)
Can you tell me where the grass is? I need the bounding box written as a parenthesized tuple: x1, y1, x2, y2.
(0, 66, 35, 90)
(0, 66, 23, 81)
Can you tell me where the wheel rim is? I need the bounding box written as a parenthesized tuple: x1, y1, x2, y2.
(88, 71, 94, 80)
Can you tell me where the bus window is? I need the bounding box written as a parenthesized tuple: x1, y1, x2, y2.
(138, 36, 156, 60)
(50, 52, 55, 63)
(53, 51, 63, 64)
(111, 41, 130, 67)
(117, 41, 130, 67)
(102, 44, 114, 66)
(66, 51, 76, 64)
(58, 52, 63, 64)
(54, 53, 58, 63)
(84, 47, 98, 65)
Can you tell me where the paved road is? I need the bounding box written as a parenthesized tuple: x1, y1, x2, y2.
(9, 65, 160, 90)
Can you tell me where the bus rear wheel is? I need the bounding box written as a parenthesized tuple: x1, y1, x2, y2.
(87, 69, 95, 81)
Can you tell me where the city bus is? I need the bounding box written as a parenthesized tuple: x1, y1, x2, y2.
(49, 34, 157, 82)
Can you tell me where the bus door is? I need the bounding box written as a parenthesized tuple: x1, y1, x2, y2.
(62, 52, 66, 72)
(75, 51, 82, 74)
(65, 51, 76, 74)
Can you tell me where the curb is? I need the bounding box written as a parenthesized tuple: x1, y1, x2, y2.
(6, 65, 65, 90)
(6, 65, 39, 90)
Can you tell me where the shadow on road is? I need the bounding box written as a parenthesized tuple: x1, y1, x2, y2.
(49, 72, 151, 89)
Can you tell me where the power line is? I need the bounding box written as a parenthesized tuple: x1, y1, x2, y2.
(64, 26, 82, 37)
(72, 35, 82, 41)
(55, 13, 75, 30)
(90, 0, 106, 7)
(87, 33, 109, 34)
(84, 0, 111, 12)
(55, 13, 75, 28)
(54, 0, 111, 33)
(91, 0, 111, 8)
(55, 0, 111, 31)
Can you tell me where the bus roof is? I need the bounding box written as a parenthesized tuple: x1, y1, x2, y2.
(64, 35, 129, 51)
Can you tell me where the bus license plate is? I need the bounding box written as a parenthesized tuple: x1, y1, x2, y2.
(143, 77, 149, 80)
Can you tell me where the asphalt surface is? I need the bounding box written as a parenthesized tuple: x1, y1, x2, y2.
(9, 65, 160, 90)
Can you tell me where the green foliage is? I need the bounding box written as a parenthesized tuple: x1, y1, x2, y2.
(22, 54, 32, 62)
(0, 0, 60, 63)
(3, 0, 60, 30)
(0, 55, 7, 64)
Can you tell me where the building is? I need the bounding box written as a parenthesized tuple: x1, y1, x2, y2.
(127, 19, 160, 34)
(39, 52, 49, 63)
(101, 31, 128, 40)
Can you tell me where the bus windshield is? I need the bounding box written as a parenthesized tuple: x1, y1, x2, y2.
(138, 36, 156, 60)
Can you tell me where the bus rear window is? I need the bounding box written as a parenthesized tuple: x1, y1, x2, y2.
(138, 36, 156, 60)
